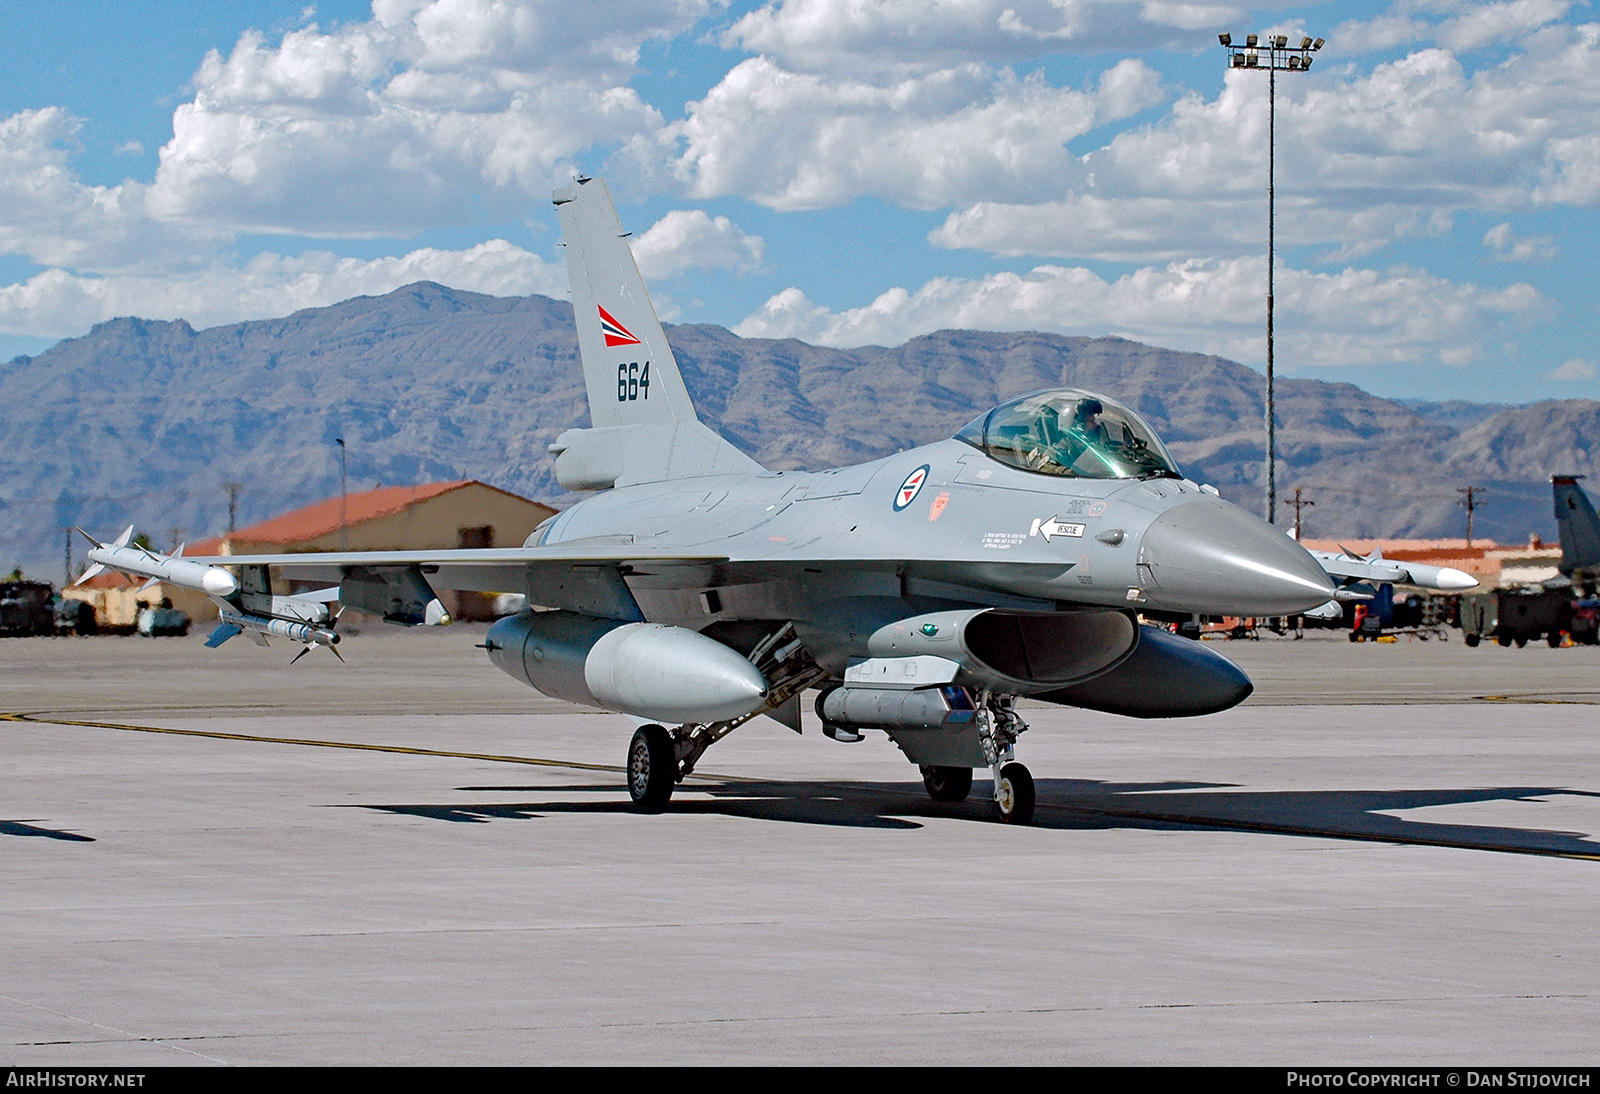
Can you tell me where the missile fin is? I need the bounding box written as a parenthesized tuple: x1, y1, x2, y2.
(73, 562, 106, 586)
(204, 623, 242, 648)
(112, 525, 134, 548)
(137, 576, 160, 593)
(74, 527, 104, 549)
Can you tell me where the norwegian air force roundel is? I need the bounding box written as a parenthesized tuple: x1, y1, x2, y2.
(894, 465, 931, 511)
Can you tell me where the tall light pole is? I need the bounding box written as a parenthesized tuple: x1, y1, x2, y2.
(335, 438, 348, 551)
(1220, 30, 1323, 526)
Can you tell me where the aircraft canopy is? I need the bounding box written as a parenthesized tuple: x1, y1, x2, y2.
(955, 389, 1181, 480)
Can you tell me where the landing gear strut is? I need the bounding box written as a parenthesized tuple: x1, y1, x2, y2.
(626, 622, 826, 814)
(976, 693, 1035, 825)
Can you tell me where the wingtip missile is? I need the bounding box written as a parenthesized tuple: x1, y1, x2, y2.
(1402, 562, 1479, 591)
(81, 533, 240, 597)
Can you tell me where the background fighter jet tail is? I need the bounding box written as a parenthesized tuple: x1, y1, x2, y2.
(1552, 475, 1600, 581)
(550, 177, 762, 490)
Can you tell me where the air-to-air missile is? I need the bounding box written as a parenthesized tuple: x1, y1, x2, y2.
(1303, 546, 1479, 593)
(75, 526, 344, 661)
(76, 525, 239, 597)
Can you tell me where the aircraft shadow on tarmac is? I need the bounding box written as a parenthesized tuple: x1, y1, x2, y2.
(0, 819, 94, 842)
(349, 778, 1600, 857)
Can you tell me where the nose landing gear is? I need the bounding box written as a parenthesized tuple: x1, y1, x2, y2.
(994, 762, 1035, 825)
(977, 694, 1035, 825)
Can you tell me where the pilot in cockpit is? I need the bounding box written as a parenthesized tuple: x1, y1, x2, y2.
(1035, 396, 1108, 472)
(1072, 398, 1107, 445)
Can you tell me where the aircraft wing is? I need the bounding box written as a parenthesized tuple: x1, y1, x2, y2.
(199, 544, 728, 593)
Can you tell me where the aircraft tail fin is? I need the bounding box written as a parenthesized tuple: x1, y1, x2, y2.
(1553, 475, 1600, 576)
(554, 177, 696, 428)
(551, 178, 761, 488)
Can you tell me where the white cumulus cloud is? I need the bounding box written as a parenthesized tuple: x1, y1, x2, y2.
(925, 25, 1600, 263)
(630, 209, 764, 281)
(734, 257, 1548, 371)
(672, 57, 1160, 210)
(723, 0, 1237, 73)
(1483, 222, 1558, 263)
(1547, 357, 1597, 381)
(0, 239, 564, 339)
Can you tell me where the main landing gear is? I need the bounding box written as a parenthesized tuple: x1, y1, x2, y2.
(626, 623, 826, 813)
(627, 724, 677, 812)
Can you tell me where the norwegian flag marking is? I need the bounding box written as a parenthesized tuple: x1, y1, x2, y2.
(598, 305, 642, 348)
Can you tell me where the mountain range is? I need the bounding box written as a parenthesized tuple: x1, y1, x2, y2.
(6, 281, 1596, 583)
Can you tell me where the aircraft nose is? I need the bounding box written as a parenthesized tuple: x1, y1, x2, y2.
(1139, 498, 1335, 616)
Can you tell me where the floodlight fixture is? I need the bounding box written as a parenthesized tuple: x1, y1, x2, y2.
(1246, 33, 1258, 46)
(1220, 32, 1232, 46)
(1314, 37, 1324, 49)
(1300, 36, 1313, 49)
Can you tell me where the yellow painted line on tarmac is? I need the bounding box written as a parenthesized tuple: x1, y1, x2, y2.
(1477, 695, 1600, 704)
(1, 711, 627, 774)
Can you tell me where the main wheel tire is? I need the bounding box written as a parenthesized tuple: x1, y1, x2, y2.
(995, 762, 1035, 825)
(1548, 631, 1563, 648)
(627, 724, 677, 812)
(1515, 635, 1528, 649)
(1464, 633, 1480, 647)
(1497, 634, 1513, 647)
(921, 765, 973, 803)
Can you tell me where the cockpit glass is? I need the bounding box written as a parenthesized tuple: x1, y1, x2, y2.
(954, 389, 1181, 480)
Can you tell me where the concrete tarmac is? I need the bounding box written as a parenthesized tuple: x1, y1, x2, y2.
(3, 626, 1599, 1065)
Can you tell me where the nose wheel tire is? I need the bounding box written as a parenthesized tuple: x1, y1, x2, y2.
(628, 724, 677, 812)
(921, 765, 973, 803)
(994, 762, 1035, 825)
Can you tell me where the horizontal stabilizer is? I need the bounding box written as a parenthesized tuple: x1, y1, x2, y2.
(551, 420, 762, 491)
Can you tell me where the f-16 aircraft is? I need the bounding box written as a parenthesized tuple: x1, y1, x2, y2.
(1552, 475, 1600, 595)
(87, 177, 1468, 824)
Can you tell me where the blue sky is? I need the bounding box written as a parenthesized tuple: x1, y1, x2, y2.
(2, 0, 1596, 404)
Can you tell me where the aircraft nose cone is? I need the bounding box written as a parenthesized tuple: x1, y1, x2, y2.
(1140, 499, 1334, 616)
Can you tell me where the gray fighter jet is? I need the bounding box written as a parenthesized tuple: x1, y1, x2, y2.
(114, 177, 1352, 824)
(1552, 475, 1600, 594)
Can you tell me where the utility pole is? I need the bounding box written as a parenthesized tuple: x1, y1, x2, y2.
(1458, 486, 1486, 547)
(1219, 30, 1324, 526)
(336, 438, 348, 551)
(222, 481, 243, 536)
(1288, 487, 1315, 540)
